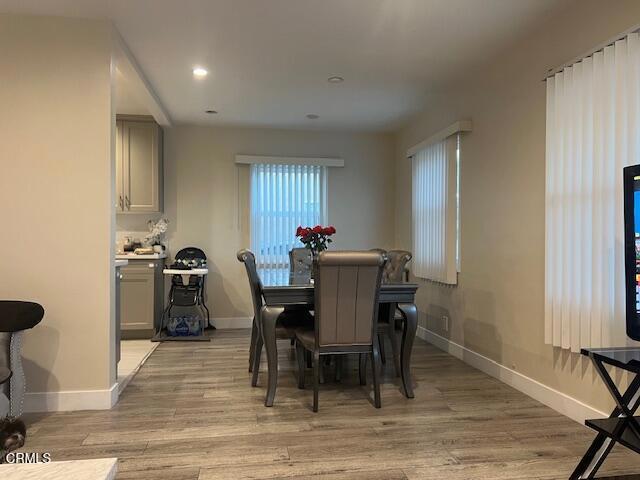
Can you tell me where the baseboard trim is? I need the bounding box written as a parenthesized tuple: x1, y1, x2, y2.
(211, 317, 253, 329)
(24, 382, 119, 413)
(417, 326, 607, 424)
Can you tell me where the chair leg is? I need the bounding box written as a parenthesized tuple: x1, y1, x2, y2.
(313, 351, 320, 412)
(306, 350, 312, 369)
(359, 353, 367, 385)
(251, 334, 263, 387)
(335, 356, 342, 383)
(378, 334, 386, 364)
(371, 342, 382, 409)
(290, 338, 295, 346)
(388, 327, 401, 377)
(295, 341, 305, 389)
(249, 317, 257, 373)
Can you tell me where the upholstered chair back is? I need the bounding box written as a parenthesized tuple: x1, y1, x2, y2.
(382, 250, 412, 283)
(289, 248, 313, 276)
(314, 251, 385, 347)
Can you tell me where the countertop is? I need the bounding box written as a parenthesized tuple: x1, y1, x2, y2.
(115, 253, 167, 260)
(0, 458, 117, 479)
(114, 259, 129, 268)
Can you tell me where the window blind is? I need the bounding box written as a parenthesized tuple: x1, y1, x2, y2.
(412, 135, 458, 284)
(250, 163, 327, 282)
(545, 33, 640, 351)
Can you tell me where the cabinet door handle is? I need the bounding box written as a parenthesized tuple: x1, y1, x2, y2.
(125, 196, 131, 209)
(119, 195, 124, 210)
(148, 263, 155, 268)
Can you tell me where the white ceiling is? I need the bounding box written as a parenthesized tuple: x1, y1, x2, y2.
(2, 0, 571, 131)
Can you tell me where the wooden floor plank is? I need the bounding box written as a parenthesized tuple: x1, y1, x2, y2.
(17, 329, 640, 479)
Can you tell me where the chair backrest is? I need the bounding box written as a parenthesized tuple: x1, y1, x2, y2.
(383, 250, 412, 283)
(314, 251, 385, 348)
(289, 248, 313, 276)
(236, 250, 264, 319)
(175, 247, 207, 261)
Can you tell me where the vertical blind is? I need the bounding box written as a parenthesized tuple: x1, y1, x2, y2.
(412, 135, 458, 284)
(545, 32, 640, 352)
(250, 163, 327, 281)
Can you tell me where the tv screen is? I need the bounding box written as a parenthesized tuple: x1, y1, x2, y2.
(624, 164, 640, 340)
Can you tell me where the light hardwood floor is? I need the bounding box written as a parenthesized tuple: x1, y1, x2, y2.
(21, 330, 640, 479)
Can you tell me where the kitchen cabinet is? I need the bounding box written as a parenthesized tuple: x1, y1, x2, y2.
(116, 115, 163, 213)
(119, 259, 164, 339)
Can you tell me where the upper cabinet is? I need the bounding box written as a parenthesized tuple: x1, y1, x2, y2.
(116, 116, 164, 213)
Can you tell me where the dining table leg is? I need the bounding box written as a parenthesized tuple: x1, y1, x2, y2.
(397, 302, 417, 398)
(260, 305, 284, 407)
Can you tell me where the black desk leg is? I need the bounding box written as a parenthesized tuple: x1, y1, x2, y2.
(570, 364, 640, 479)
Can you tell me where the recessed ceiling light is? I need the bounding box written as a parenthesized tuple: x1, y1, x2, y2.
(306, 114, 319, 120)
(205, 110, 217, 114)
(193, 66, 208, 78)
(328, 76, 344, 83)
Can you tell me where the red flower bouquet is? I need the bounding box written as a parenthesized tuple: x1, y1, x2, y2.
(295, 225, 336, 255)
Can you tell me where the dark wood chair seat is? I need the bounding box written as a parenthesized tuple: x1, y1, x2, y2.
(294, 328, 315, 351)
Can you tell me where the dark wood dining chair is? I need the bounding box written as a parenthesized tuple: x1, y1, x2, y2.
(236, 249, 311, 386)
(371, 249, 412, 376)
(289, 248, 313, 277)
(294, 250, 386, 412)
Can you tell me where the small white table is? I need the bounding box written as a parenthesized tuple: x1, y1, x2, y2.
(0, 458, 117, 479)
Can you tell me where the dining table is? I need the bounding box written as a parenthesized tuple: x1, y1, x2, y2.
(258, 270, 419, 407)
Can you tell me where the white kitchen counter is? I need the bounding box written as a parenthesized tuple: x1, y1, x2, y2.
(114, 259, 129, 268)
(0, 458, 117, 479)
(115, 252, 167, 260)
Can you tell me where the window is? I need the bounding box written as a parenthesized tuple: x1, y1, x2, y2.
(411, 133, 460, 284)
(545, 32, 640, 351)
(250, 163, 327, 281)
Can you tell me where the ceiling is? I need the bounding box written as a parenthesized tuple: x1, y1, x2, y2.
(2, 0, 571, 131)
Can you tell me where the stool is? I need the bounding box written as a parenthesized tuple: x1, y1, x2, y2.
(0, 301, 44, 417)
(0, 367, 11, 417)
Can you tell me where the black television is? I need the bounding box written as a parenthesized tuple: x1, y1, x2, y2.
(623, 164, 640, 340)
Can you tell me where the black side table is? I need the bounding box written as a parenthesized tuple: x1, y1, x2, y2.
(571, 347, 640, 479)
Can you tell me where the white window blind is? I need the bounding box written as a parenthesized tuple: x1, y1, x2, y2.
(545, 32, 640, 352)
(250, 163, 327, 281)
(412, 135, 458, 284)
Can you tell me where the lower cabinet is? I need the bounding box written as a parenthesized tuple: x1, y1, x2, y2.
(120, 259, 164, 339)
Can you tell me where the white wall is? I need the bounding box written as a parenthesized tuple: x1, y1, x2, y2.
(394, 0, 640, 414)
(0, 15, 115, 403)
